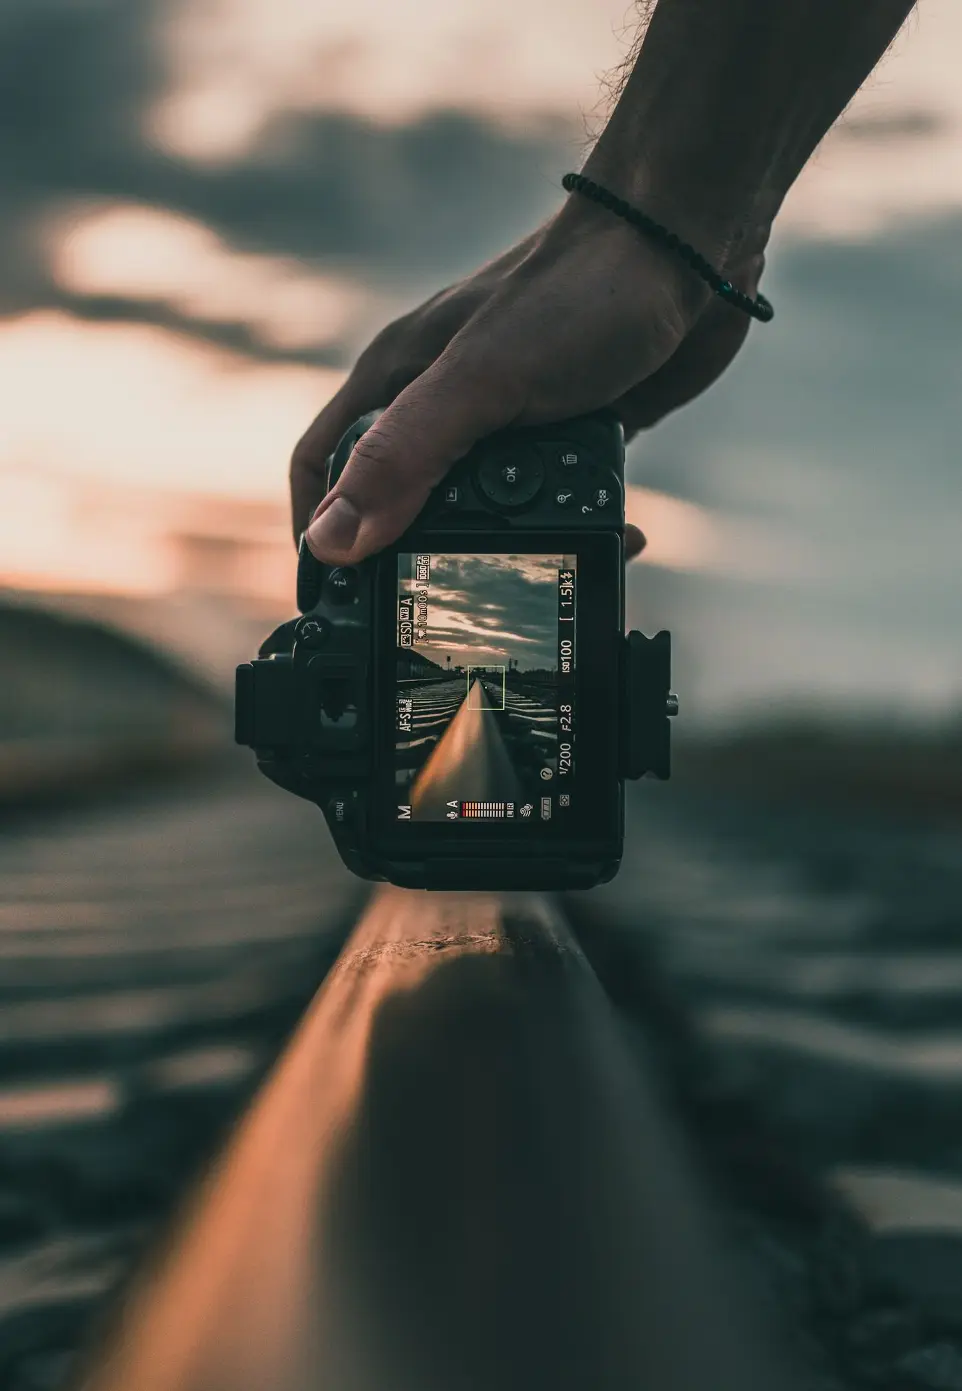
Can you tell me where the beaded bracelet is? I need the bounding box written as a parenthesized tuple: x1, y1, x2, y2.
(562, 172, 773, 323)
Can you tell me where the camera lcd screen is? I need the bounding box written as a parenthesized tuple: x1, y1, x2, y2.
(393, 553, 577, 826)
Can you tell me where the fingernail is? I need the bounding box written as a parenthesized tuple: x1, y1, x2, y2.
(305, 496, 360, 558)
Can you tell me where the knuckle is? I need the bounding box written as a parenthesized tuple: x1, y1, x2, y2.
(364, 305, 466, 400)
(346, 419, 434, 500)
(344, 427, 397, 481)
(289, 435, 324, 480)
(382, 359, 425, 401)
(359, 313, 412, 369)
(353, 330, 418, 403)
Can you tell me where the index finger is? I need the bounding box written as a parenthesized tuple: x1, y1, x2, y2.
(289, 370, 384, 543)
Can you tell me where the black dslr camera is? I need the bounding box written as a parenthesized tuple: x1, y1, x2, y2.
(235, 408, 677, 890)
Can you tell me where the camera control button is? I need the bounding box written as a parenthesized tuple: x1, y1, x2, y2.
(593, 486, 614, 509)
(326, 566, 359, 604)
(554, 488, 576, 508)
(325, 791, 360, 832)
(557, 449, 580, 469)
(295, 616, 331, 650)
(475, 451, 544, 508)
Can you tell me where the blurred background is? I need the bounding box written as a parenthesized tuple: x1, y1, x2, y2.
(2, 1, 962, 1387)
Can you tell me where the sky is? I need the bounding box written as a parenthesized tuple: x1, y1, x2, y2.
(408, 554, 561, 671)
(2, 0, 961, 722)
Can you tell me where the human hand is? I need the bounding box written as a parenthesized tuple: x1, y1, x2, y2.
(290, 195, 763, 566)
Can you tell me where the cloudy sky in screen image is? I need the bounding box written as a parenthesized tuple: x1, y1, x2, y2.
(409, 555, 560, 671)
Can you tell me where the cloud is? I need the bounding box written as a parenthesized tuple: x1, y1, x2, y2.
(0, 0, 575, 364)
(410, 553, 561, 669)
(629, 209, 962, 513)
(44, 199, 371, 361)
(626, 211, 962, 723)
(832, 107, 948, 143)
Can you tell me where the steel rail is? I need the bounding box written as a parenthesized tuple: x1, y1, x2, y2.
(74, 886, 801, 1391)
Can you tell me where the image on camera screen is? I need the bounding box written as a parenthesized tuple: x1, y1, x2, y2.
(394, 553, 577, 823)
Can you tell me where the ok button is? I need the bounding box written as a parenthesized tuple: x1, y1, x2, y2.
(475, 450, 545, 508)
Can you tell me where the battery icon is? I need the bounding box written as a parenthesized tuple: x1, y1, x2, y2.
(541, 797, 552, 820)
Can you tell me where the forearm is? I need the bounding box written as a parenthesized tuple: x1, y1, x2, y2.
(581, 0, 918, 270)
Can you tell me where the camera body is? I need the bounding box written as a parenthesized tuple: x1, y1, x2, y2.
(235, 408, 676, 890)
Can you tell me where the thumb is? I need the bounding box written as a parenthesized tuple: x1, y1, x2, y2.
(304, 343, 525, 564)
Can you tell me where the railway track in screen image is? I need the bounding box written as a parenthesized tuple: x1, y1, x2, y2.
(400, 673, 557, 819)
